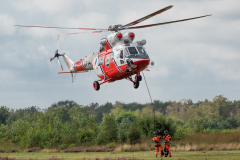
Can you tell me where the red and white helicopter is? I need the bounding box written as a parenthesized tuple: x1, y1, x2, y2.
(15, 5, 210, 91)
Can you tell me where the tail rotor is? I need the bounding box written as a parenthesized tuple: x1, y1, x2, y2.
(57, 56, 63, 71)
(50, 49, 64, 71)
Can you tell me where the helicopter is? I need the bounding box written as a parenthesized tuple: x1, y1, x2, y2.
(15, 5, 211, 91)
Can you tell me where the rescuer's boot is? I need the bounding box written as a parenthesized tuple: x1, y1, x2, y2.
(161, 150, 164, 156)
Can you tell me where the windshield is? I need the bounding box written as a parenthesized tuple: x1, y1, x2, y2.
(127, 47, 138, 55)
(137, 47, 146, 54)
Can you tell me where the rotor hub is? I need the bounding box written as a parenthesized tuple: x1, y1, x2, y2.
(108, 24, 124, 32)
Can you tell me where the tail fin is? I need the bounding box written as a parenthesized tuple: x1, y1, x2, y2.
(62, 53, 74, 70)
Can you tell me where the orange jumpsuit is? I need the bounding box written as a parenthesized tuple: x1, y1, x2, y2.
(152, 135, 164, 157)
(163, 134, 171, 157)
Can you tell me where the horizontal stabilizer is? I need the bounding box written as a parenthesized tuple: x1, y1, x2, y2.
(58, 71, 88, 74)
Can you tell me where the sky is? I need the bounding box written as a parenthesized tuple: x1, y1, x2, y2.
(0, 0, 240, 109)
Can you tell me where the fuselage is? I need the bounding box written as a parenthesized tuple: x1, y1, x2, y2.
(70, 31, 150, 82)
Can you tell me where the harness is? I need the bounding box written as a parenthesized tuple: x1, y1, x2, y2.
(153, 137, 161, 147)
(164, 135, 171, 146)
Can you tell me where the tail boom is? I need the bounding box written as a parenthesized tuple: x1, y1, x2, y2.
(74, 51, 98, 72)
(51, 51, 98, 73)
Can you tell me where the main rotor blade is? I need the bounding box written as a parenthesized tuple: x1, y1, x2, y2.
(126, 14, 211, 30)
(50, 56, 55, 62)
(123, 5, 173, 27)
(58, 71, 88, 74)
(14, 25, 107, 31)
(61, 30, 108, 35)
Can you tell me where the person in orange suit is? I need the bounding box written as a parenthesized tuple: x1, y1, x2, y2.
(163, 130, 172, 157)
(152, 131, 164, 157)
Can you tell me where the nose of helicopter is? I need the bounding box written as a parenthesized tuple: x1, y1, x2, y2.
(133, 59, 150, 69)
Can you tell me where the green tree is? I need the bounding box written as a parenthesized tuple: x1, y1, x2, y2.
(110, 101, 124, 115)
(0, 106, 10, 124)
(138, 116, 154, 137)
(87, 103, 98, 115)
(116, 110, 137, 123)
(213, 95, 234, 120)
(127, 121, 141, 144)
(118, 117, 132, 143)
(154, 100, 172, 114)
(49, 100, 77, 110)
(69, 104, 88, 121)
(155, 116, 176, 137)
(218, 116, 238, 129)
(166, 99, 191, 121)
(186, 118, 208, 133)
(46, 107, 70, 122)
(97, 114, 118, 144)
(95, 102, 113, 121)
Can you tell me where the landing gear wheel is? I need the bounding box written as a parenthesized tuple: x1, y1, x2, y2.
(93, 81, 100, 91)
(133, 76, 139, 89)
(138, 75, 142, 81)
(135, 75, 142, 81)
(134, 80, 139, 89)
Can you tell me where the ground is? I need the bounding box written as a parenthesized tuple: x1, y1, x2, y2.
(1, 150, 240, 160)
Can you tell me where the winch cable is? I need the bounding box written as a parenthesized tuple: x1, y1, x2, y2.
(142, 71, 155, 130)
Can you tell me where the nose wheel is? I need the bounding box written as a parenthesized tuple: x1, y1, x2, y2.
(93, 81, 100, 91)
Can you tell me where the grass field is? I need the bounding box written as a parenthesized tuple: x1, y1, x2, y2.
(1, 132, 240, 159)
(1, 150, 240, 160)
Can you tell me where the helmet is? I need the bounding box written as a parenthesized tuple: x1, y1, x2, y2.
(164, 130, 168, 134)
(154, 131, 158, 135)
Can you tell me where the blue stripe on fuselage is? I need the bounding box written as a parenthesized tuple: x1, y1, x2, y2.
(100, 65, 105, 75)
(113, 59, 123, 73)
(106, 37, 112, 48)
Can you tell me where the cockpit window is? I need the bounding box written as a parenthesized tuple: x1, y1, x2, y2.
(137, 47, 146, 54)
(127, 47, 138, 55)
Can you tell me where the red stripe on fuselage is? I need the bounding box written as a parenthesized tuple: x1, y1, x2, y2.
(107, 59, 150, 82)
(74, 59, 86, 71)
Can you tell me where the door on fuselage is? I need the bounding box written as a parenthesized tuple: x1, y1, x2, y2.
(97, 57, 104, 76)
(104, 52, 112, 79)
(115, 49, 125, 67)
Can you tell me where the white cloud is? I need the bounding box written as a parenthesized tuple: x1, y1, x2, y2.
(209, 46, 240, 61)
(11, 0, 74, 15)
(82, 0, 94, 7)
(1, 0, 240, 108)
(148, 65, 170, 78)
(0, 69, 15, 84)
(38, 45, 49, 56)
(0, 15, 16, 35)
(19, 28, 59, 39)
(64, 12, 108, 29)
(210, 63, 240, 80)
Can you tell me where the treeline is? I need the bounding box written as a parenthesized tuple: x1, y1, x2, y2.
(0, 106, 175, 149)
(0, 95, 239, 149)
